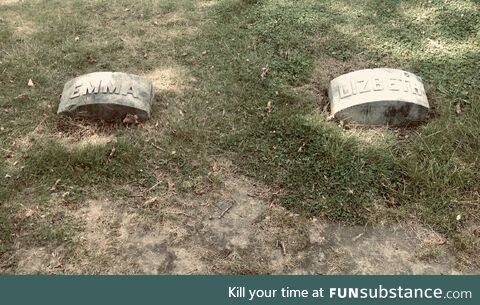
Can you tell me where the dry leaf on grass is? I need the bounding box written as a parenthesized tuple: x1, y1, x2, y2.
(261, 67, 269, 79)
(167, 178, 176, 194)
(122, 114, 138, 125)
(455, 104, 462, 115)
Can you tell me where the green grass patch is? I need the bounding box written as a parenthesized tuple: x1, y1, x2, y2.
(1, 0, 479, 270)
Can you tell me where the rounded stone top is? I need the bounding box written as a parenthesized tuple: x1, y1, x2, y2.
(58, 72, 154, 122)
(328, 68, 429, 126)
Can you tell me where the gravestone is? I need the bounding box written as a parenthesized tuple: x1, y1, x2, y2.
(328, 68, 429, 126)
(58, 72, 154, 121)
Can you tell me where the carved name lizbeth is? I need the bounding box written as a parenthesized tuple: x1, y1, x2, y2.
(328, 68, 429, 126)
(58, 72, 154, 121)
(337, 76, 424, 99)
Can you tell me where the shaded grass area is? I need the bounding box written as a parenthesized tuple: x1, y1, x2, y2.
(0, 0, 479, 271)
(176, 0, 480, 265)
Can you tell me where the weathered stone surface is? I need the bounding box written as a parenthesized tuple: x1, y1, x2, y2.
(329, 68, 429, 126)
(58, 72, 154, 121)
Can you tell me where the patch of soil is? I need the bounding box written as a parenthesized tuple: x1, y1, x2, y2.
(13, 173, 461, 274)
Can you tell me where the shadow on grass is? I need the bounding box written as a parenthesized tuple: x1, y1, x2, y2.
(168, 0, 479, 234)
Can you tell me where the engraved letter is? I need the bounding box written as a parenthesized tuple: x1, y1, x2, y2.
(338, 83, 353, 99)
(102, 81, 119, 94)
(372, 78, 384, 91)
(403, 80, 411, 92)
(411, 81, 422, 96)
(70, 83, 83, 99)
(121, 83, 138, 98)
(351, 79, 358, 95)
(358, 79, 371, 93)
(388, 78, 401, 91)
(82, 81, 101, 95)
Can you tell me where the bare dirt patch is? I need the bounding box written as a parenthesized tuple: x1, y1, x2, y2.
(11, 170, 461, 274)
(145, 65, 192, 94)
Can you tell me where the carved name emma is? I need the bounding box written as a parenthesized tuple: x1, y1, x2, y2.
(336, 75, 424, 99)
(70, 80, 139, 99)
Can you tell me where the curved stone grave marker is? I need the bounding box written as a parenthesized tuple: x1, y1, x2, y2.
(58, 72, 154, 121)
(328, 68, 429, 126)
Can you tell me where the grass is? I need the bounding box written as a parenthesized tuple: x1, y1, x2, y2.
(0, 0, 479, 272)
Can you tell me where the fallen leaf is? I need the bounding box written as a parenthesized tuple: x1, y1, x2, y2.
(297, 142, 306, 152)
(122, 114, 138, 124)
(167, 178, 176, 193)
(27, 79, 35, 87)
(25, 209, 34, 217)
(455, 104, 462, 115)
(87, 55, 97, 64)
(261, 67, 269, 79)
(75, 36, 80, 41)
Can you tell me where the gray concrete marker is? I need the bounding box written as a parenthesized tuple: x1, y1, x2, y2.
(329, 68, 429, 126)
(58, 72, 154, 121)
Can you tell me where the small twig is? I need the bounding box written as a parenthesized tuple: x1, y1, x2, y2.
(219, 202, 234, 219)
(49, 179, 61, 191)
(108, 146, 116, 158)
(352, 233, 364, 242)
(150, 142, 165, 151)
(144, 196, 158, 206)
(277, 240, 287, 256)
(127, 194, 144, 198)
(194, 184, 211, 195)
(147, 181, 161, 192)
(33, 117, 48, 133)
(169, 211, 190, 217)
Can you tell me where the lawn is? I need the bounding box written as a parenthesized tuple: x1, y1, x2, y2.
(0, 0, 479, 273)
